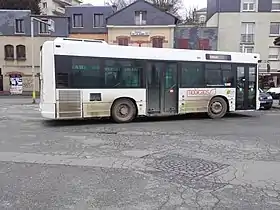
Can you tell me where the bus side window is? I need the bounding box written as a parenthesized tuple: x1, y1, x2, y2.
(181, 62, 204, 88)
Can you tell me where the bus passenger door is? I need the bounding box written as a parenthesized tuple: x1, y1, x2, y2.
(163, 63, 178, 114)
(147, 62, 161, 114)
(236, 65, 257, 110)
(146, 62, 178, 115)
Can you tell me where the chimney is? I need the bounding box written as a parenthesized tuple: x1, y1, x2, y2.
(112, 4, 117, 12)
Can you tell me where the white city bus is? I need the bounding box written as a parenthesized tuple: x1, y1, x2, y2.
(39, 38, 260, 123)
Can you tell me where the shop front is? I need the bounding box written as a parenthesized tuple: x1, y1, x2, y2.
(259, 73, 274, 90)
(107, 26, 174, 48)
(8, 72, 23, 94)
(259, 61, 274, 90)
(2, 66, 39, 94)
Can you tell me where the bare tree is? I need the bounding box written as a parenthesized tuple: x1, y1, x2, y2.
(150, 0, 182, 14)
(106, 0, 182, 15)
(105, 0, 133, 10)
(0, 0, 40, 14)
(181, 6, 199, 25)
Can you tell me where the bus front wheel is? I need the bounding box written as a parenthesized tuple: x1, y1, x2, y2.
(111, 98, 137, 123)
(207, 97, 227, 119)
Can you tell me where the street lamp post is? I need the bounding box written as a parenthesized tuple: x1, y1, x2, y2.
(30, 17, 54, 104)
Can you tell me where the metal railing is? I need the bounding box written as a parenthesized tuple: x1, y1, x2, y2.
(240, 34, 254, 43)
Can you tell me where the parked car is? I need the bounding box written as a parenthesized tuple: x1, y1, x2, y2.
(267, 87, 280, 99)
(259, 88, 273, 110)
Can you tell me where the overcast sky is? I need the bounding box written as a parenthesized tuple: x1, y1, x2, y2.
(83, 0, 207, 9)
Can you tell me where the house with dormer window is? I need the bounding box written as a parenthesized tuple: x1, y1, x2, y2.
(0, 10, 69, 94)
(65, 4, 115, 41)
(106, 0, 178, 48)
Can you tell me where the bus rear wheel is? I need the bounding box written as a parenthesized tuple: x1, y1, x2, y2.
(207, 97, 227, 119)
(111, 98, 136, 123)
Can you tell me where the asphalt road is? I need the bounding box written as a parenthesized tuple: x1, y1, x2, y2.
(0, 98, 280, 210)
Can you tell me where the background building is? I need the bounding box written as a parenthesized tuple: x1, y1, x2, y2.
(106, 0, 178, 48)
(206, 0, 280, 87)
(40, 0, 83, 15)
(174, 26, 218, 50)
(195, 8, 207, 24)
(0, 10, 69, 93)
(65, 5, 115, 41)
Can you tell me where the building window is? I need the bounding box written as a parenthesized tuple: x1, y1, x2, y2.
(39, 19, 49, 34)
(242, 0, 256, 11)
(199, 15, 206, 23)
(94, 14, 104, 27)
(240, 45, 254, 53)
(272, 0, 280, 11)
(135, 11, 147, 25)
(269, 47, 280, 60)
(268, 61, 280, 72)
(270, 22, 280, 36)
(241, 22, 255, 43)
(42, 2, 47, 8)
(152, 38, 163, 48)
(73, 14, 83, 28)
(4, 45, 14, 60)
(15, 19, 24, 33)
(118, 38, 129, 46)
(16, 45, 26, 60)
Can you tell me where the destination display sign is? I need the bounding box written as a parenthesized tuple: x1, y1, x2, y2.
(206, 54, 231, 61)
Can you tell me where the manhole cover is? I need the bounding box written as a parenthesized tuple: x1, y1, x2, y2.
(153, 172, 228, 190)
(148, 154, 229, 180)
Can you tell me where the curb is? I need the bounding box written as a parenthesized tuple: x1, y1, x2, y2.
(0, 95, 39, 97)
(0, 92, 40, 98)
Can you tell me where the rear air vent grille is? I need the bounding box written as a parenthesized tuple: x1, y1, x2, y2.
(57, 90, 82, 118)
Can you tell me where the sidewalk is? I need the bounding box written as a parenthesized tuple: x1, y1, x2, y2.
(0, 91, 40, 98)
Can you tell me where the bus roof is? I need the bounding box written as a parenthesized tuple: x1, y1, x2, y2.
(54, 37, 108, 44)
(47, 38, 260, 64)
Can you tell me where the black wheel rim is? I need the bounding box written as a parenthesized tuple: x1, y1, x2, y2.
(116, 104, 130, 118)
(210, 101, 223, 114)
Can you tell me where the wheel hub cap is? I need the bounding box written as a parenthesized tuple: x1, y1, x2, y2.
(119, 105, 129, 116)
(211, 102, 222, 114)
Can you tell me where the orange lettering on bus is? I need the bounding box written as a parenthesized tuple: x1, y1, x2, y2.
(187, 89, 216, 96)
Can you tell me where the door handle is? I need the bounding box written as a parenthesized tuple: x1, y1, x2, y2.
(169, 84, 176, 90)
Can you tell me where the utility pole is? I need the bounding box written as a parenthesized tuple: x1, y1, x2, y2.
(30, 17, 54, 104)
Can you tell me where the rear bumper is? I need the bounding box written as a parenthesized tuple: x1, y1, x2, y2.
(41, 111, 55, 119)
(40, 103, 56, 119)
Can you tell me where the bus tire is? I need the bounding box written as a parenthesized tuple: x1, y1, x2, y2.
(207, 97, 227, 119)
(111, 98, 136, 123)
